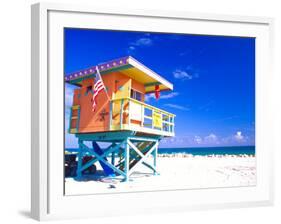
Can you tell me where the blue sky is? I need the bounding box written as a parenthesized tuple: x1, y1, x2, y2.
(64, 28, 255, 148)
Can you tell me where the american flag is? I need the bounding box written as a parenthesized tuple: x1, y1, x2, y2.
(92, 66, 105, 111)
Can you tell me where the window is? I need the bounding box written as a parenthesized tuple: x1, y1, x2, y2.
(131, 89, 142, 101)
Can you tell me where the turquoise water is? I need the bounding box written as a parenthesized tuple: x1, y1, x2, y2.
(66, 146, 255, 156)
(158, 146, 255, 156)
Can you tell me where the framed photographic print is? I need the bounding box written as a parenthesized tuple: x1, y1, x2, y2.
(31, 2, 274, 221)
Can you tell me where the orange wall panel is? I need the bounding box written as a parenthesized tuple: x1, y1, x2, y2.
(71, 71, 146, 134)
(132, 79, 145, 94)
(78, 88, 110, 133)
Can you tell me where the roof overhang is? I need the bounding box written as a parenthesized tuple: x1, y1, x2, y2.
(65, 56, 173, 92)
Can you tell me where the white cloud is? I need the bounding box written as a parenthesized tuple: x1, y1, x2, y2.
(160, 131, 254, 148)
(221, 131, 250, 145)
(189, 133, 220, 146)
(194, 135, 203, 144)
(164, 104, 189, 111)
(128, 37, 153, 53)
(145, 93, 155, 101)
(234, 131, 244, 142)
(132, 37, 153, 46)
(128, 46, 136, 51)
(159, 136, 189, 148)
(173, 69, 193, 80)
(160, 92, 179, 99)
(204, 133, 219, 144)
(145, 92, 179, 101)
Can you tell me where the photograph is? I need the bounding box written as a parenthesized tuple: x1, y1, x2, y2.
(64, 28, 256, 195)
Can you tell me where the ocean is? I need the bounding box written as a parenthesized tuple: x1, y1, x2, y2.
(66, 146, 255, 156)
(158, 146, 255, 156)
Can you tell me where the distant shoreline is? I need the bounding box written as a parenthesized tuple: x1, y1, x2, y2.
(159, 145, 255, 149)
(158, 145, 255, 156)
(158, 153, 255, 158)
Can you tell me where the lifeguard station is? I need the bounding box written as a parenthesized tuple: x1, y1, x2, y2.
(65, 56, 175, 181)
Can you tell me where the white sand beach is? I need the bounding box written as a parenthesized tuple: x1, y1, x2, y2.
(65, 154, 256, 195)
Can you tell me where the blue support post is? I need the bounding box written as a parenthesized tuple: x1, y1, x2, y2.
(153, 141, 158, 175)
(77, 139, 84, 179)
(124, 139, 130, 182)
(111, 151, 115, 166)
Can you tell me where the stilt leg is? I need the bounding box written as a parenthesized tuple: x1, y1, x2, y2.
(111, 152, 115, 166)
(111, 144, 116, 165)
(153, 141, 158, 175)
(77, 139, 84, 179)
(124, 139, 130, 182)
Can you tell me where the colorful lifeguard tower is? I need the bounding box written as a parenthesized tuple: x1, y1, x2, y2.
(65, 56, 175, 181)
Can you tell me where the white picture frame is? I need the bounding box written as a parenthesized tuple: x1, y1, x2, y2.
(31, 2, 274, 221)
